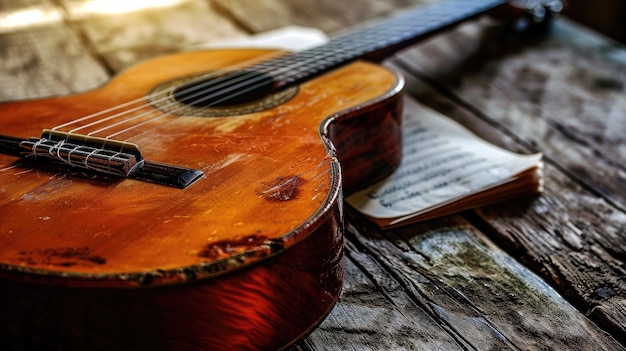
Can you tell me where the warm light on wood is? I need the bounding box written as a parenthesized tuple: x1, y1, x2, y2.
(70, 0, 188, 15)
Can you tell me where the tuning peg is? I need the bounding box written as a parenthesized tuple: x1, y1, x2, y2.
(506, 0, 563, 36)
(526, 0, 563, 22)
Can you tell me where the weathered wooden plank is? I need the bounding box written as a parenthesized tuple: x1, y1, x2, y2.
(0, 0, 45, 11)
(396, 18, 626, 209)
(211, 0, 435, 34)
(475, 164, 626, 342)
(298, 212, 623, 350)
(296, 243, 466, 351)
(0, 2, 108, 100)
(390, 216, 622, 350)
(60, 0, 248, 72)
(390, 18, 626, 344)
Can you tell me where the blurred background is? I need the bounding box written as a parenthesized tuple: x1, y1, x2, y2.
(0, 0, 624, 100)
(566, 0, 625, 43)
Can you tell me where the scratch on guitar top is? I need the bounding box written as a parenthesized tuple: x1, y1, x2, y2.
(213, 114, 266, 133)
(311, 158, 335, 201)
(310, 157, 334, 181)
(17, 246, 107, 267)
(258, 175, 306, 202)
(204, 153, 252, 172)
(0, 163, 22, 172)
(13, 168, 34, 176)
(198, 234, 269, 260)
(92, 232, 111, 239)
(0, 163, 35, 175)
(20, 174, 70, 202)
(256, 156, 334, 202)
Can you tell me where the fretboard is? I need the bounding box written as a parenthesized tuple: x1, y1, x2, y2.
(254, 0, 508, 89)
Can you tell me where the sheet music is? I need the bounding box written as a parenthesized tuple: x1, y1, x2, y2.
(346, 98, 542, 223)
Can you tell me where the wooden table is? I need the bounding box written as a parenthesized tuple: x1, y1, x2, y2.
(1, 1, 624, 350)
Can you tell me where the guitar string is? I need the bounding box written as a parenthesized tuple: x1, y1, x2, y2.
(48, 6, 414, 140)
(59, 42, 356, 141)
(50, 50, 287, 136)
(73, 70, 271, 137)
(49, 0, 502, 143)
(90, 70, 280, 138)
(72, 69, 276, 135)
(103, 74, 285, 140)
(86, 55, 309, 141)
(67, 32, 390, 141)
(84, 37, 361, 139)
(63, 48, 336, 142)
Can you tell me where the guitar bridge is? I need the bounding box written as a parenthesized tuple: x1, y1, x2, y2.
(10, 130, 203, 189)
(21, 130, 143, 177)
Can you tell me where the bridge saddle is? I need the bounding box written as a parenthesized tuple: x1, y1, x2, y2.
(15, 130, 203, 189)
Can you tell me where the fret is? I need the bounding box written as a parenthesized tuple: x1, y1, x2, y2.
(158, 0, 511, 109)
(249, 0, 508, 88)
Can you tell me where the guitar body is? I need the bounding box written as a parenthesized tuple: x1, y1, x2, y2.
(0, 49, 403, 350)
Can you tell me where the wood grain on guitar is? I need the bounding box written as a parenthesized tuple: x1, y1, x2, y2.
(0, 49, 400, 351)
(0, 0, 560, 349)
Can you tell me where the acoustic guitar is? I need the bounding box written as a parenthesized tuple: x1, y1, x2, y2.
(0, 0, 558, 350)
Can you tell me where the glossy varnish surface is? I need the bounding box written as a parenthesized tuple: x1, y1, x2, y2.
(0, 200, 344, 350)
(0, 47, 402, 350)
(0, 49, 402, 285)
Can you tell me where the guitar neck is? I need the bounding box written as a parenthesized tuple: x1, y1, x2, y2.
(261, 0, 509, 89)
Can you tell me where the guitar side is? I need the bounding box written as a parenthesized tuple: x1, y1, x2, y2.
(0, 49, 403, 350)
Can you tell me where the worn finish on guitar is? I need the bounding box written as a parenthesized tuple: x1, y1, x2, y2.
(0, 49, 401, 280)
(0, 49, 403, 350)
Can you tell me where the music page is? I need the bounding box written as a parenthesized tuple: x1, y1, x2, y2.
(346, 97, 542, 227)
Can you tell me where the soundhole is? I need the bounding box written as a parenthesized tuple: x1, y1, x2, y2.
(148, 71, 299, 117)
